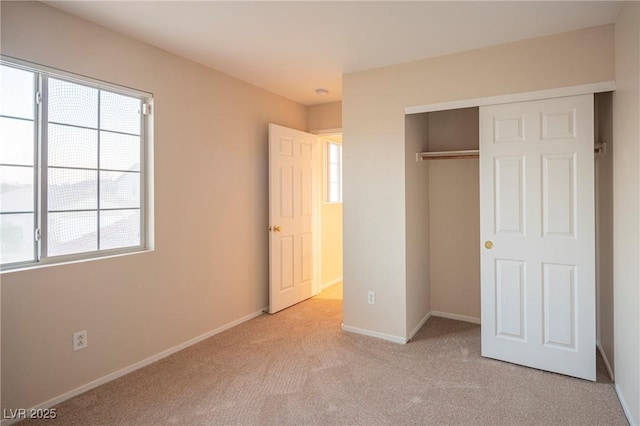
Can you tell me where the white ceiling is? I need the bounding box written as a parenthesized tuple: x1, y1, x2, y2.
(45, 1, 623, 106)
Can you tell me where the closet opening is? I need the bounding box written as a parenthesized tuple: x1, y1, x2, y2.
(406, 107, 481, 326)
(594, 91, 614, 380)
(405, 93, 614, 380)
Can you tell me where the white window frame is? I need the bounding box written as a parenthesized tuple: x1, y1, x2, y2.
(0, 56, 153, 271)
(324, 139, 342, 204)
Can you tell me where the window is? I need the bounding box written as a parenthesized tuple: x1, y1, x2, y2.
(325, 141, 342, 203)
(0, 59, 152, 270)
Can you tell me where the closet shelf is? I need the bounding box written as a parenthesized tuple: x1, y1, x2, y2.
(416, 149, 479, 161)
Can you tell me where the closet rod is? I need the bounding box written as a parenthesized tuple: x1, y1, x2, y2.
(418, 144, 606, 161)
(416, 149, 479, 161)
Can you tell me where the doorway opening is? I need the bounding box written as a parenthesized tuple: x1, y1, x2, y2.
(267, 124, 343, 314)
(317, 133, 343, 301)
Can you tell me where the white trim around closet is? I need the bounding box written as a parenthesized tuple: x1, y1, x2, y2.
(405, 81, 615, 115)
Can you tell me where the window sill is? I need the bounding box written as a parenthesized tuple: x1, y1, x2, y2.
(1, 248, 154, 274)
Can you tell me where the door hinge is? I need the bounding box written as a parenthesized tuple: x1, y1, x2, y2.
(35, 91, 42, 105)
(34, 228, 41, 241)
(142, 103, 152, 116)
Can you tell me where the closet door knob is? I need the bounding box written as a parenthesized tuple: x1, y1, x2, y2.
(274, 226, 281, 232)
(484, 241, 494, 249)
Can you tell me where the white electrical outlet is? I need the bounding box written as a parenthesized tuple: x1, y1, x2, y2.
(73, 330, 88, 351)
(367, 291, 375, 305)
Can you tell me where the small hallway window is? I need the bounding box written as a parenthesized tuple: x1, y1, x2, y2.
(325, 141, 342, 203)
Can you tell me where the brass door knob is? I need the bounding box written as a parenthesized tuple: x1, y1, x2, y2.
(484, 241, 494, 249)
(273, 226, 281, 232)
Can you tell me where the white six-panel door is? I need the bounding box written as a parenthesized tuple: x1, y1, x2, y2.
(268, 124, 317, 314)
(480, 94, 596, 380)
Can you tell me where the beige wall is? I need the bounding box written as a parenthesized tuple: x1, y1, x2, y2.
(343, 25, 614, 341)
(404, 114, 430, 335)
(307, 101, 342, 132)
(1, 2, 307, 411)
(427, 108, 480, 321)
(613, 2, 640, 424)
(595, 92, 614, 376)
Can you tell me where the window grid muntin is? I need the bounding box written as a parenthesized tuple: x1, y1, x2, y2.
(0, 58, 150, 270)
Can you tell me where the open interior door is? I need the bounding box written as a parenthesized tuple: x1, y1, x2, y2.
(480, 94, 596, 380)
(268, 124, 317, 313)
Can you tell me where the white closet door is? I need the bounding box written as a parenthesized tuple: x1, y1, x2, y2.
(479, 94, 595, 381)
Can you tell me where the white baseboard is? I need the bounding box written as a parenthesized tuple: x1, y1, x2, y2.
(321, 276, 343, 290)
(408, 311, 432, 341)
(341, 324, 407, 344)
(431, 310, 481, 324)
(615, 383, 637, 426)
(341, 311, 479, 346)
(0, 307, 268, 426)
(596, 343, 614, 381)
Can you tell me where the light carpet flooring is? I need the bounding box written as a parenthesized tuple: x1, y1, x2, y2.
(23, 283, 627, 425)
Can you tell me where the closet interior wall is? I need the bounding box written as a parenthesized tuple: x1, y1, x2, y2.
(405, 114, 432, 332)
(428, 108, 480, 321)
(595, 91, 614, 377)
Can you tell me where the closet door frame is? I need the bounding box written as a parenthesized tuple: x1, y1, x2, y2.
(405, 82, 614, 115)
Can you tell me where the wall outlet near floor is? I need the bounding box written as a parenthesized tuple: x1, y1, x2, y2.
(367, 291, 375, 305)
(73, 330, 88, 351)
